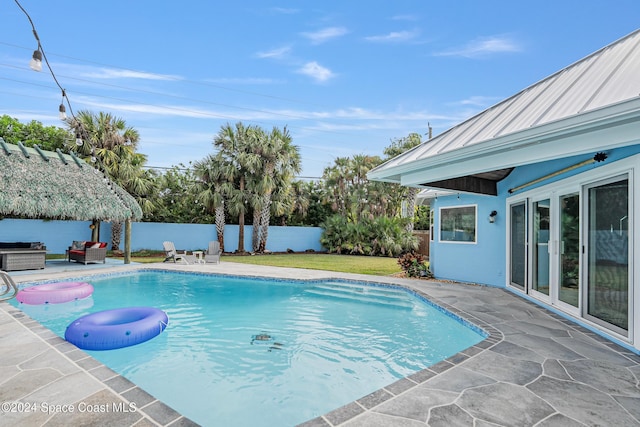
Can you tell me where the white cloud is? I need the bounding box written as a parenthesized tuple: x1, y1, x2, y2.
(80, 68, 182, 81)
(77, 98, 222, 119)
(364, 30, 419, 43)
(301, 27, 348, 44)
(297, 62, 335, 82)
(454, 96, 501, 107)
(255, 46, 292, 59)
(435, 35, 522, 58)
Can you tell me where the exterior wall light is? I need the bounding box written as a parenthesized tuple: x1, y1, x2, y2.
(489, 210, 498, 223)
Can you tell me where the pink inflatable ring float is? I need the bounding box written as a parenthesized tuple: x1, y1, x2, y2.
(17, 282, 94, 305)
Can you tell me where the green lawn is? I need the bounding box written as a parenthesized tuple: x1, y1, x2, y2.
(51, 251, 403, 276)
(222, 253, 402, 276)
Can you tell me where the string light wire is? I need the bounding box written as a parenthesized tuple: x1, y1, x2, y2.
(13, 0, 77, 122)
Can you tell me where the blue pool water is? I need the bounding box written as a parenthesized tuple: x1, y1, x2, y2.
(13, 271, 485, 426)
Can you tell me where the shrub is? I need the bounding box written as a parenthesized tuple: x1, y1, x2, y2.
(320, 214, 417, 257)
(397, 251, 432, 278)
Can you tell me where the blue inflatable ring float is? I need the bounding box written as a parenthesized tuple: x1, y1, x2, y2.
(65, 307, 168, 351)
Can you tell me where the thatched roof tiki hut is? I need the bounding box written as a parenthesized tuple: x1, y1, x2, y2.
(0, 138, 142, 263)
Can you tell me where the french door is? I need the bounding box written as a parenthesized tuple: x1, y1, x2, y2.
(508, 175, 631, 334)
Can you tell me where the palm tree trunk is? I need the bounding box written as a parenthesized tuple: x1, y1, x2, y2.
(215, 204, 225, 252)
(238, 213, 245, 253)
(237, 177, 246, 253)
(258, 196, 271, 252)
(252, 208, 261, 252)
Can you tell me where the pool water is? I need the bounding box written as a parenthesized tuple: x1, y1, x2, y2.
(14, 271, 485, 426)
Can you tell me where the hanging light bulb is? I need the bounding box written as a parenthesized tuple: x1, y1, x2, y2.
(75, 133, 83, 146)
(29, 49, 42, 72)
(58, 90, 68, 120)
(90, 156, 97, 163)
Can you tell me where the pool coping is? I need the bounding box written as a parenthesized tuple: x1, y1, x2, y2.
(3, 261, 640, 426)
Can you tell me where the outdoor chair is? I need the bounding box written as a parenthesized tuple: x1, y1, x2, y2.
(204, 241, 221, 264)
(162, 241, 196, 264)
(68, 241, 107, 265)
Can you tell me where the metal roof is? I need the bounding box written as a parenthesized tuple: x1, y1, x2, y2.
(370, 29, 640, 185)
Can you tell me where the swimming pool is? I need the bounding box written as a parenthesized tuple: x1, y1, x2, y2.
(13, 271, 486, 426)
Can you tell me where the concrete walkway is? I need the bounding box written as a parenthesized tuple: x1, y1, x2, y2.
(1, 262, 639, 426)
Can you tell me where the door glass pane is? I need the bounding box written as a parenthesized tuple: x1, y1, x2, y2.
(510, 203, 526, 289)
(532, 200, 550, 295)
(587, 179, 629, 331)
(559, 193, 580, 307)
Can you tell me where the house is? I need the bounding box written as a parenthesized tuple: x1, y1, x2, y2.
(369, 29, 640, 353)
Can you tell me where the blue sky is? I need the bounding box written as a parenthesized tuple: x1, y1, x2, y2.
(1, 1, 639, 179)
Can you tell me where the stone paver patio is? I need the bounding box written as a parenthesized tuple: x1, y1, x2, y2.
(1, 261, 639, 426)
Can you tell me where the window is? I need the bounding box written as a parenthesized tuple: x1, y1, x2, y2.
(440, 205, 477, 243)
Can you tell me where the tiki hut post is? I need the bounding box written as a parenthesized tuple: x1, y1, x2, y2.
(124, 218, 132, 264)
(90, 219, 100, 242)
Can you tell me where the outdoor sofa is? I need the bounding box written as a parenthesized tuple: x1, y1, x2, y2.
(67, 241, 108, 265)
(0, 242, 46, 271)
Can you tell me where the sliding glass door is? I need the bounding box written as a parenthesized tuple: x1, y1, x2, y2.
(559, 193, 580, 308)
(509, 175, 631, 336)
(510, 202, 527, 290)
(532, 199, 550, 297)
(585, 177, 629, 333)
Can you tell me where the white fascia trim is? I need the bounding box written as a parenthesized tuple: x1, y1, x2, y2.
(402, 109, 640, 186)
(368, 98, 640, 186)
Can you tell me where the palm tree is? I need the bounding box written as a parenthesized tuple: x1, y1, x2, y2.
(322, 156, 351, 216)
(254, 126, 301, 252)
(383, 132, 425, 232)
(193, 154, 231, 252)
(66, 111, 152, 260)
(107, 149, 156, 251)
(213, 122, 262, 253)
(277, 180, 309, 225)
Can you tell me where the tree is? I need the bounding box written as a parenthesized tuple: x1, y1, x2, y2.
(0, 115, 70, 151)
(213, 122, 262, 253)
(252, 126, 301, 252)
(383, 132, 425, 232)
(277, 180, 311, 225)
(66, 111, 153, 256)
(106, 148, 157, 250)
(322, 156, 351, 216)
(193, 155, 232, 252)
(147, 165, 212, 224)
(322, 154, 396, 221)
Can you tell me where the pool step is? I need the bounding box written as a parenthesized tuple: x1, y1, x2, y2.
(304, 282, 414, 308)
